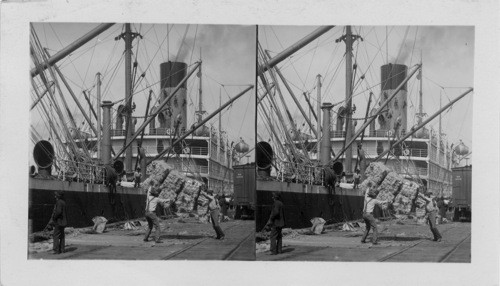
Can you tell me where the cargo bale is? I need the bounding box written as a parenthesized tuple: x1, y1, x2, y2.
(364, 162, 390, 185)
(392, 193, 412, 214)
(146, 160, 173, 182)
(158, 189, 177, 204)
(196, 206, 209, 216)
(415, 197, 426, 208)
(182, 179, 203, 196)
(175, 193, 195, 212)
(197, 190, 210, 207)
(161, 170, 186, 194)
(378, 171, 403, 195)
(400, 180, 419, 200)
(376, 189, 395, 202)
(415, 208, 426, 218)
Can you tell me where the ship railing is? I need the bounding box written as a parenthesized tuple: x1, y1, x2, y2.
(111, 129, 126, 136)
(408, 148, 428, 158)
(56, 159, 106, 184)
(167, 163, 209, 174)
(363, 147, 428, 158)
(276, 161, 324, 185)
(330, 130, 346, 138)
(366, 129, 408, 138)
(142, 145, 209, 156)
(392, 165, 428, 177)
(148, 127, 188, 136)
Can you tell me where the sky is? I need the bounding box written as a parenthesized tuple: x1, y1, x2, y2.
(257, 25, 474, 165)
(30, 23, 256, 162)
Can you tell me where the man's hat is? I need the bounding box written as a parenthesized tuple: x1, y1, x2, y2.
(272, 192, 281, 200)
(150, 187, 161, 196)
(367, 188, 377, 198)
(54, 191, 64, 198)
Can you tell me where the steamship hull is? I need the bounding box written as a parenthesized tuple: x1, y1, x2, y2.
(29, 178, 145, 232)
(256, 181, 365, 230)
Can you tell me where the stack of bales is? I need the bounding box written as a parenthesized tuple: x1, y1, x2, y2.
(142, 160, 211, 216)
(142, 160, 172, 189)
(361, 162, 423, 215)
(175, 179, 203, 212)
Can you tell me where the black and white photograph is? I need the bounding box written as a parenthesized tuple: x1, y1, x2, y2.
(0, 0, 498, 285)
(255, 25, 474, 262)
(28, 23, 256, 260)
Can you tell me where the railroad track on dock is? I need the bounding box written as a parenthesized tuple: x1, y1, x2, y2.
(161, 222, 249, 260)
(438, 232, 471, 263)
(378, 224, 470, 262)
(221, 231, 254, 260)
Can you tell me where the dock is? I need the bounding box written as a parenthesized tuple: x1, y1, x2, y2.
(256, 221, 470, 262)
(29, 217, 255, 260)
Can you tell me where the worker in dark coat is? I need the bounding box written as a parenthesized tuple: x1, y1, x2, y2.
(134, 167, 142, 188)
(48, 191, 67, 254)
(266, 192, 285, 255)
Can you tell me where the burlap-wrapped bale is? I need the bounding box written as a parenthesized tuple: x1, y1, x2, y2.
(175, 193, 195, 213)
(378, 171, 403, 195)
(415, 208, 426, 219)
(158, 189, 177, 205)
(182, 179, 203, 197)
(392, 193, 413, 214)
(173, 179, 201, 213)
(364, 162, 390, 185)
(197, 191, 210, 207)
(376, 189, 395, 202)
(161, 170, 186, 194)
(142, 160, 173, 190)
(415, 196, 426, 208)
(195, 188, 211, 215)
(399, 179, 419, 200)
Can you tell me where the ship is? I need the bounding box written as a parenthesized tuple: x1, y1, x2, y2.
(255, 26, 473, 230)
(29, 23, 254, 232)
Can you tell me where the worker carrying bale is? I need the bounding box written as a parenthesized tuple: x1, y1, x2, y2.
(143, 185, 171, 243)
(200, 187, 225, 240)
(361, 187, 390, 245)
(419, 191, 443, 242)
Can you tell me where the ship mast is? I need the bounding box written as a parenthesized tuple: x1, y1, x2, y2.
(316, 74, 322, 153)
(416, 51, 426, 124)
(97, 72, 102, 160)
(336, 26, 361, 173)
(197, 48, 205, 123)
(116, 23, 141, 173)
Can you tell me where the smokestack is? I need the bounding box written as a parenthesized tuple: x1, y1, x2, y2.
(380, 63, 408, 135)
(101, 100, 113, 164)
(320, 103, 334, 166)
(160, 61, 188, 133)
